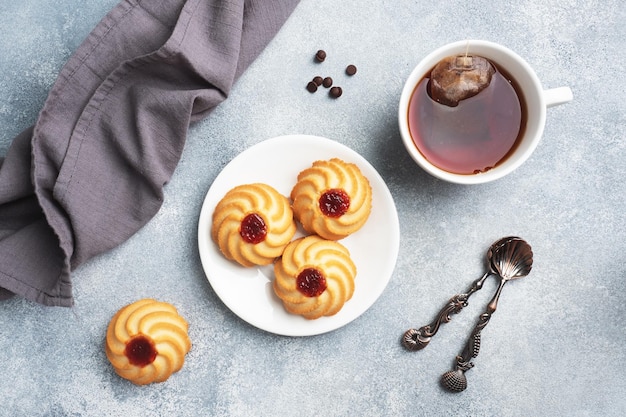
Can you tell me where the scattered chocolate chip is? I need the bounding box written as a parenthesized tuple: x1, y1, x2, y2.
(329, 86, 343, 98)
(306, 52, 356, 98)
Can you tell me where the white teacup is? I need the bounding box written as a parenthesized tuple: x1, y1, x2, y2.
(398, 40, 572, 184)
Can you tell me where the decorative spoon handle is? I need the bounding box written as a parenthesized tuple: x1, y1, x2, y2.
(402, 272, 490, 351)
(441, 278, 505, 392)
(456, 310, 492, 370)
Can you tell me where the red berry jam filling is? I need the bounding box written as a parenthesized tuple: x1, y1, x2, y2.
(125, 335, 157, 367)
(296, 268, 327, 297)
(319, 189, 350, 218)
(240, 213, 267, 244)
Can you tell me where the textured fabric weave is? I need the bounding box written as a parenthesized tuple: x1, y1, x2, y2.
(0, 0, 300, 306)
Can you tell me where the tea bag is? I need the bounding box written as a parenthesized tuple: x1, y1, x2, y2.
(429, 55, 495, 107)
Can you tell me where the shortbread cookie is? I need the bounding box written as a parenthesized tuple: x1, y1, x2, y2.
(273, 235, 357, 319)
(291, 158, 372, 240)
(212, 183, 297, 267)
(105, 299, 192, 385)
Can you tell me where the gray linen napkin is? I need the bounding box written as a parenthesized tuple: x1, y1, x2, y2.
(0, 0, 300, 306)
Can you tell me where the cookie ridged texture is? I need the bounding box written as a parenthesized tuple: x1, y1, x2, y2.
(212, 183, 297, 267)
(105, 299, 192, 385)
(273, 235, 357, 320)
(291, 158, 372, 240)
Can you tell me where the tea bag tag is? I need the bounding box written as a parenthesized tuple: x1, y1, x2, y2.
(429, 55, 495, 107)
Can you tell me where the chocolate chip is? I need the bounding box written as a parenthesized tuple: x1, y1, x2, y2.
(329, 86, 343, 98)
(345, 64, 357, 76)
(313, 76, 323, 86)
(322, 77, 333, 88)
(315, 50, 327, 62)
(306, 81, 318, 93)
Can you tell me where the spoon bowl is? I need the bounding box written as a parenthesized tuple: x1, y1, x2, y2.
(489, 237, 533, 280)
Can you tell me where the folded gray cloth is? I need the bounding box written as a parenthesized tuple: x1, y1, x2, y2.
(0, 0, 300, 306)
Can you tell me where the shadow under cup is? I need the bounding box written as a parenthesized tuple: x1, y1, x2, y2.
(399, 40, 549, 185)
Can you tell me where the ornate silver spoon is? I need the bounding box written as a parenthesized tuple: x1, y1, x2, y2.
(401, 236, 525, 351)
(441, 237, 533, 392)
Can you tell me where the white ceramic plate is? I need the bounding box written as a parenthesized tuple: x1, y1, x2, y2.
(197, 135, 400, 336)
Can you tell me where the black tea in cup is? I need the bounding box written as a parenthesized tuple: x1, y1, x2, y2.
(407, 55, 526, 175)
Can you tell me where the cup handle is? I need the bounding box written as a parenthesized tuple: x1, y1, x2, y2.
(544, 86, 573, 108)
